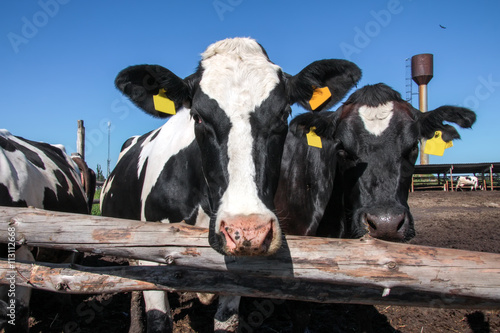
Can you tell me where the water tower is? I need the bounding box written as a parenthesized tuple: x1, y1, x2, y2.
(411, 53, 433, 165)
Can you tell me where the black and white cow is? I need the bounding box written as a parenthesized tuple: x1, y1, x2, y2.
(0, 129, 95, 332)
(100, 37, 361, 332)
(276, 83, 476, 242)
(456, 175, 479, 190)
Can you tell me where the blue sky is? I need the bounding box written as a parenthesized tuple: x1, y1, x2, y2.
(1, 0, 499, 174)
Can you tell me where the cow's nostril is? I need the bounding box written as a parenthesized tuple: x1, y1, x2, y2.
(397, 218, 405, 231)
(366, 216, 377, 230)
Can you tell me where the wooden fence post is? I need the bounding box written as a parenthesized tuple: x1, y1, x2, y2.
(77, 120, 85, 160)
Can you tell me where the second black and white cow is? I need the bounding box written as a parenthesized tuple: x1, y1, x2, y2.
(100, 37, 361, 331)
(276, 83, 476, 242)
(0, 129, 95, 332)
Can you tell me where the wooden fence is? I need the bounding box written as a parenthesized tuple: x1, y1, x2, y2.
(1, 206, 500, 309)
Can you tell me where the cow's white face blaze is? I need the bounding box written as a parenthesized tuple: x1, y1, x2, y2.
(198, 38, 283, 255)
(358, 102, 394, 136)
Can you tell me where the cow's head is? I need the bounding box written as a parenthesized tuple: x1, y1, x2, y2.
(292, 83, 475, 242)
(114, 38, 361, 256)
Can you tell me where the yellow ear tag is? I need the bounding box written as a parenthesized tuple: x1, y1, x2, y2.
(309, 86, 332, 110)
(306, 127, 322, 148)
(423, 131, 453, 156)
(153, 89, 176, 115)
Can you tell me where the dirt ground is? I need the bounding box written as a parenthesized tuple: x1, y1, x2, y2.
(24, 190, 500, 332)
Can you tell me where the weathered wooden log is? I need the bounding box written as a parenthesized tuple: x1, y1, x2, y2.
(1, 206, 500, 309)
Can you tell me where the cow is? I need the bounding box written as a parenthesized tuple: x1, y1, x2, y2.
(272, 83, 476, 330)
(0, 129, 95, 333)
(456, 175, 479, 190)
(276, 83, 476, 242)
(100, 37, 361, 332)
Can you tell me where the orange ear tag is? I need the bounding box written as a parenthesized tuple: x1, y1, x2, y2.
(153, 89, 176, 115)
(306, 127, 322, 148)
(309, 86, 332, 110)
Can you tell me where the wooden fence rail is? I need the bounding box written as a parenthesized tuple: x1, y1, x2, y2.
(1, 206, 500, 309)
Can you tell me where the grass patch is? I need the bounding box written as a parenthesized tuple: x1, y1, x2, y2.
(92, 188, 101, 216)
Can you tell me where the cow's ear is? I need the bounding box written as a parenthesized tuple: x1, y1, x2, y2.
(417, 106, 476, 141)
(287, 59, 361, 112)
(289, 110, 339, 139)
(115, 65, 192, 118)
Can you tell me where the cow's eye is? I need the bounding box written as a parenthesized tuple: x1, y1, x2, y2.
(338, 149, 349, 159)
(338, 149, 353, 160)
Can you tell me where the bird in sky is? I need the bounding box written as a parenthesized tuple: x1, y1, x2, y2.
(439, 24, 447, 29)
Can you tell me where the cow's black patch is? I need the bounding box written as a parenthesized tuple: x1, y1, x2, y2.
(0, 183, 27, 207)
(250, 81, 289, 209)
(145, 310, 172, 333)
(0, 136, 46, 169)
(120, 136, 136, 152)
(53, 169, 68, 189)
(0, 136, 16, 152)
(344, 83, 404, 107)
(144, 141, 208, 224)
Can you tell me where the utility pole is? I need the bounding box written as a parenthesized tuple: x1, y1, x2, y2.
(107, 121, 111, 179)
(77, 120, 85, 161)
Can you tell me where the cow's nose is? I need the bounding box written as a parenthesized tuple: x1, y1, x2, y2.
(219, 214, 277, 256)
(365, 212, 408, 241)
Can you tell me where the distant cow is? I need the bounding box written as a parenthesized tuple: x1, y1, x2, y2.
(456, 176, 479, 190)
(0, 129, 95, 332)
(100, 38, 361, 332)
(276, 83, 476, 242)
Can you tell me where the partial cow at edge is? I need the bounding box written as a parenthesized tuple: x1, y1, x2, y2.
(276, 83, 476, 242)
(0, 129, 95, 332)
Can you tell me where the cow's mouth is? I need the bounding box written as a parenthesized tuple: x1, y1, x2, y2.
(219, 217, 275, 256)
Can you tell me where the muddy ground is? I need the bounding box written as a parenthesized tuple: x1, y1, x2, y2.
(25, 190, 500, 332)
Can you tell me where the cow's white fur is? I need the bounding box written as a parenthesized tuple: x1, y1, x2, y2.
(0, 130, 84, 206)
(358, 102, 394, 136)
(199, 37, 281, 232)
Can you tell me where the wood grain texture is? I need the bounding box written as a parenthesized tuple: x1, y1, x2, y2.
(1, 206, 499, 309)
